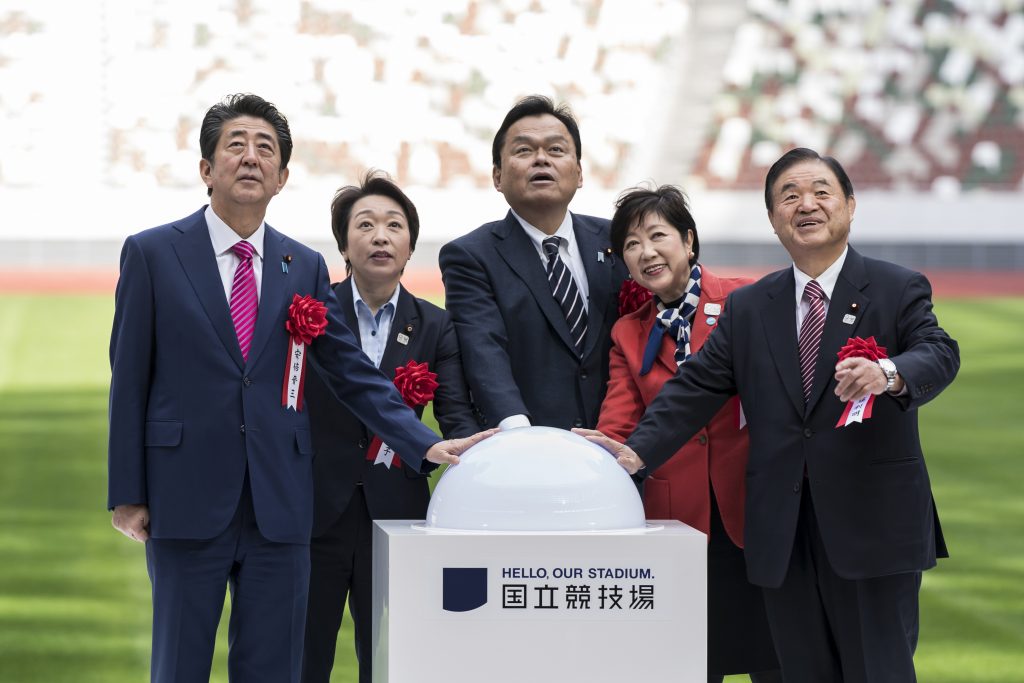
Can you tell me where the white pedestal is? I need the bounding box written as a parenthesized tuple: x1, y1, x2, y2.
(372, 520, 706, 682)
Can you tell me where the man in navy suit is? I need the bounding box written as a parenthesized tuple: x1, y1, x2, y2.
(581, 148, 959, 682)
(439, 95, 628, 430)
(107, 94, 489, 683)
(300, 172, 480, 683)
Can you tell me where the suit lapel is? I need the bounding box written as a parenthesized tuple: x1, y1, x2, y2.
(807, 248, 871, 413)
(689, 267, 726, 352)
(171, 209, 245, 371)
(574, 215, 612, 359)
(244, 225, 288, 370)
(759, 269, 806, 417)
(335, 278, 361, 346)
(492, 212, 578, 354)
(363, 285, 417, 444)
(378, 286, 417, 377)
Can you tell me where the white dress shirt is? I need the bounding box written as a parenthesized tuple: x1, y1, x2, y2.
(511, 209, 591, 307)
(352, 281, 401, 369)
(793, 246, 848, 335)
(206, 205, 265, 303)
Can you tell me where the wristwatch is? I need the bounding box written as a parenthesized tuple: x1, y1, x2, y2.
(878, 358, 898, 392)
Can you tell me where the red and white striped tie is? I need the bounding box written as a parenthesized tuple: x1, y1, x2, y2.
(797, 280, 826, 402)
(229, 241, 258, 361)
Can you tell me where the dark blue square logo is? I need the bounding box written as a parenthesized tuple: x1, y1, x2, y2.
(442, 567, 488, 612)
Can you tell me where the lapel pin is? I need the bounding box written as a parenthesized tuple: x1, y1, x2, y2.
(597, 251, 605, 263)
(706, 316, 717, 326)
(396, 333, 409, 345)
(850, 302, 858, 310)
(843, 314, 856, 325)
(281, 254, 292, 273)
(703, 302, 721, 316)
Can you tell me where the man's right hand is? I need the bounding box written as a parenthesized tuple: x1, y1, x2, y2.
(112, 504, 150, 543)
(573, 428, 647, 475)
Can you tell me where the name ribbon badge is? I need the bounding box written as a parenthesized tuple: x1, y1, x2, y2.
(835, 335, 888, 428)
(282, 294, 328, 411)
(367, 360, 438, 468)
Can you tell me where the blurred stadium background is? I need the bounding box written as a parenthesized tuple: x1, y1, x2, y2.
(2, 0, 1022, 290)
(2, 2, 1023, 682)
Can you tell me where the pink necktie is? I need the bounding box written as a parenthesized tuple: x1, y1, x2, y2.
(798, 280, 826, 402)
(229, 241, 258, 361)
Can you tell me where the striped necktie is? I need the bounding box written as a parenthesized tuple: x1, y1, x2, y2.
(229, 241, 258, 361)
(798, 279, 826, 402)
(542, 236, 587, 356)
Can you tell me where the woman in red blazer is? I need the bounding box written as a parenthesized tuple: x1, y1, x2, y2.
(598, 185, 779, 683)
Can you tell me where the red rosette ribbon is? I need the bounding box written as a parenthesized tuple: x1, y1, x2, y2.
(367, 360, 438, 469)
(835, 336, 888, 428)
(285, 294, 328, 344)
(281, 294, 328, 411)
(617, 278, 652, 317)
(394, 360, 439, 407)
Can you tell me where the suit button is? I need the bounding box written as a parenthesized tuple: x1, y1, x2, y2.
(580, 370, 588, 380)
(240, 424, 245, 434)
(803, 428, 813, 439)
(242, 376, 252, 387)
(698, 434, 708, 445)
(573, 418, 584, 428)
(793, 481, 801, 493)
(358, 438, 368, 449)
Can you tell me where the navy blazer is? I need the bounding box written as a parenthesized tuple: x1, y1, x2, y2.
(626, 247, 959, 586)
(305, 278, 479, 537)
(439, 211, 629, 429)
(107, 207, 441, 544)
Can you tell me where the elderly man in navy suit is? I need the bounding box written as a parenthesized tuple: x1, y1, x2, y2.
(440, 95, 628, 431)
(107, 94, 489, 683)
(581, 148, 959, 683)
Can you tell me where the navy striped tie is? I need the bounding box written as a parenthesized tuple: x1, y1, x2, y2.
(542, 236, 587, 356)
(798, 280, 826, 402)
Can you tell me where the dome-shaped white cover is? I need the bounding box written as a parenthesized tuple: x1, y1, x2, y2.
(425, 426, 646, 531)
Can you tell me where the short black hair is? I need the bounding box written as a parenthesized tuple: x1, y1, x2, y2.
(331, 170, 420, 274)
(610, 184, 700, 266)
(199, 93, 293, 197)
(764, 147, 854, 211)
(491, 95, 582, 168)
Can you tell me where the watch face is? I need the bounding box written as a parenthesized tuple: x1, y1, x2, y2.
(878, 359, 896, 389)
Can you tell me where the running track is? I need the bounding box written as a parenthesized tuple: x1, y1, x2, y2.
(2, 266, 1023, 298)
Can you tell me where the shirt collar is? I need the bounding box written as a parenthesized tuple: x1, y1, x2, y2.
(351, 279, 401, 318)
(511, 209, 574, 251)
(793, 245, 848, 303)
(205, 205, 265, 260)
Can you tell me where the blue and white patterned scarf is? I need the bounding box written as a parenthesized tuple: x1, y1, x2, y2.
(639, 263, 702, 376)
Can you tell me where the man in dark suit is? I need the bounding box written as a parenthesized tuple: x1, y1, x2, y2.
(581, 148, 959, 682)
(300, 172, 479, 683)
(107, 95, 488, 683)
(439, 95, 628, 430)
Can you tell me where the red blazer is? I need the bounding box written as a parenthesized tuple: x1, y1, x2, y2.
(598, 267, 753, 546)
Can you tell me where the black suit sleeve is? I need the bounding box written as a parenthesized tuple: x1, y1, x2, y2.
(625, 292, 738, 473)
(888, 272, 960, 409)
(439, 238, 530, 425)
(431, 309, 481, 439)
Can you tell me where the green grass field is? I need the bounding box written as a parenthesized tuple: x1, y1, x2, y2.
(1, 293, 1022, 682)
